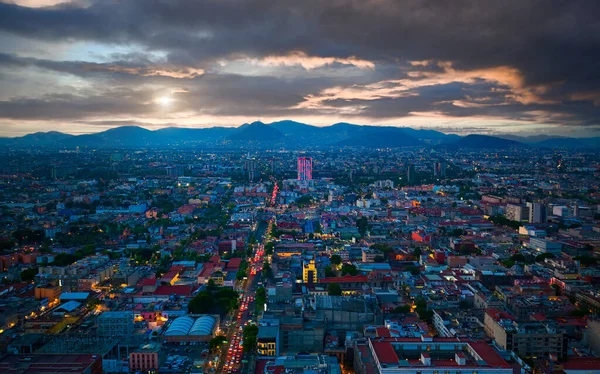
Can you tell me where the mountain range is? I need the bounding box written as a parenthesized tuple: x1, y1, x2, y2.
(0, 120, 598, 149)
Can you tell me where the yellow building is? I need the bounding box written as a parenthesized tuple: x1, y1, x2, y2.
(34, 285, 62, 303)
(303, 260, 317, 284)
(257, 341, 277, 356)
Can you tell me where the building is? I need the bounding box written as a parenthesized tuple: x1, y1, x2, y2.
(354, 336, 512, 374)
(406, 164, 415, 184)
(257, 320, 280, 357)
(51, 165, 77, 179)
(162, 315, 219, 342)
(129, 342, 160, 372)
(244, 157, 258, 182)
(277, 316, 325, 354)
(308, 295, 380, 331)
(260, 354, 341, 374)
(552, 206, 570, 217)
(529, 237, 563, 255)
(505, 204, 527, 222)
(97, 311, 134, 337)
(166, 165, 185, 176)
(527, 202, 547, 223)
(303, 259, 318, 284)
(433, 162, 446, 177)
(298, 157, 313, 181)
(484, 309, 567, 357)
(362, 248, 380, 263)
(0, 354, 102, 374)
(34, 285, 62, 303)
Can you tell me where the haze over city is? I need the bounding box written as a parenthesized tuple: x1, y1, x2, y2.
(0, 0, 599, 137)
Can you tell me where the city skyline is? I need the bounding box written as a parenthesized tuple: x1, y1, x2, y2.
(0, 1, 599, 138)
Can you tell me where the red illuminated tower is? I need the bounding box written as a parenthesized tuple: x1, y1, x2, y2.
(297, 157, 312, 180)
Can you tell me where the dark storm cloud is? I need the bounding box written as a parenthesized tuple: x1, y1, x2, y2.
(1, 1, 598, 84)
(0, 89, 154, 120)
(0, 72, 331, 120)
(0, 0, 599, 131)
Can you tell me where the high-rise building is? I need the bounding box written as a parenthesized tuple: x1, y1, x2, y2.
(297, 157, 312, 181)
(303, 259, 317, 284)
(527, 202, 547, 223)
(166, 165, 184, 177)
(244, 158, 257, 181)
(51, 165, 77, 179)
(433, 161, 446, 177)
(406, 164, 415, 184)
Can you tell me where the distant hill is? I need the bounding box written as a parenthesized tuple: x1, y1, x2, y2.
(498, 134, 600, 149)
(0, 131, 74, 146)
(534, 138, 586, 149)
(155, 127, 236, 142)
(227, 121, 284, 141)
(62, 126, 156, 148)
(450, 134, 524, 149)
(337, 128, 423, 148)
(399, 128, 460, 144)
(1, 121, 596, 149)
(268, 120, 317, 135)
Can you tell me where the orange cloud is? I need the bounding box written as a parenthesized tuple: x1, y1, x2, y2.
(569, 91, 600, 106)
(296, 61, 556, 111)
(84, 64, 204, 79)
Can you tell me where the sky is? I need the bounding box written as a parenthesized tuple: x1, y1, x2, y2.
(0, 0, 599, 138)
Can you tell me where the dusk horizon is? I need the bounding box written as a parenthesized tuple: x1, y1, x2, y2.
(1, 1, 599, 138)
(2, 119, 600, 140)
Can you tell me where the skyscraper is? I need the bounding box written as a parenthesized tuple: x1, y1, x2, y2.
(406, 164, 415, 184)
(298, 157, 313, 181)
(244, 158, 257, 182)
(527, 202, 547, 223)
(433, 161, 446, 177)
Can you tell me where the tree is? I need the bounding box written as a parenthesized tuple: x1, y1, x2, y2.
(392, 305, 411, 314)
(255, 287, 267, 313)
(341, 263, 358, 276)
(574, 255, 598, 267)
(374, 255, 385, 263)
(209, 335, 227, 352)
(262, 262, 272, 278)
(356, 216, 369, 236)
(535, 253, 555, 262)
(188, 291, 213, 314)
(330, 254, 342, 266)
(51, 253, 79, 266)
(414, 297, 433, 323)
(370, 243, 393, 254)
(242, 324, 259, 353)
(324, 266, 336, 278)
(327, 283, 342, 296)
(488, 215, 522, 230)
(265, 242, 275, 255)
(406, 266, 421, 276)
(450, 229, 464, 237)
(296, 195, 313, 208)
(20, 268, 37, 282)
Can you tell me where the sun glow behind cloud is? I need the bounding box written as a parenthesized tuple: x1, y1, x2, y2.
(0, 0, 598, 137)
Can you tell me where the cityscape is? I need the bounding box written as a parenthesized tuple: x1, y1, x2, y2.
(1, 1, 600, 374)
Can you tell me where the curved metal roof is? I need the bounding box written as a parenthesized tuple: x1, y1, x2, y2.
(189, 315, 216, 336)
(165, 316, 194, 336)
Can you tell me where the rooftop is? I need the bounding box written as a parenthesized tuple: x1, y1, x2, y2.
(0, 354, 100, 374)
